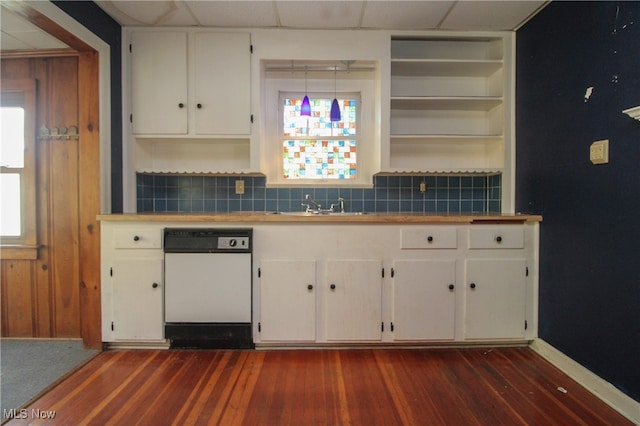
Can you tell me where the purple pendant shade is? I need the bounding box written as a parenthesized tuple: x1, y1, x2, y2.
(301, 95, 311, 116)
(330, 98, 341, 122)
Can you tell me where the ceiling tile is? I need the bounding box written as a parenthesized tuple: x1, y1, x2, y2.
(1, 7, 69, 51)
(361, 1, 454, 30)
(1, 7, 42, 32)
(185, 1, 279, 27)
(275, 1, 365, 29)
(96, 1, 198, 26)
(441, 1, 547, 31)
(1, 33, 34, 50)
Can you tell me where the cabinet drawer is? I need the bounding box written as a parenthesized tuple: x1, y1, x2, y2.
(114, 228, 162, 249)
(401, 227, 457, 249)
(469, 226, 524, 249)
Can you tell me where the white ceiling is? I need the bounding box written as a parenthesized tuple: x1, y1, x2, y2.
(1, 7, 70, 50)
(94, 0, 547, 31)
(1, 1, 548, 52)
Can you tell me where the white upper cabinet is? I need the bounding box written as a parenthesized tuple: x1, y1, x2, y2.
(193, 32, 251, 135)
(130, 31, 251, 137)
(131, 32, 188, 135)
(386, 35, 511, 174)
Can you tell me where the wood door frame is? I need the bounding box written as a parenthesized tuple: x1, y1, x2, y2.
(3, 4, 103, 348)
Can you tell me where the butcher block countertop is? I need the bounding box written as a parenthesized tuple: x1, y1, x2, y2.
(98, 212, 542, 224)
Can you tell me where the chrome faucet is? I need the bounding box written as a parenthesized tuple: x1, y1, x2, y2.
(305, 194, 321, 212)
(330, 197, 345, 213)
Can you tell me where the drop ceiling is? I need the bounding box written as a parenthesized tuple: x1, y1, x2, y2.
(2, 1, 548, 52)
(94, 0, 547, 31)
(1, 7, 70, 50)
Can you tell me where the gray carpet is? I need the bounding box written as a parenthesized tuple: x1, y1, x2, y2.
(1, 339, 98, 418)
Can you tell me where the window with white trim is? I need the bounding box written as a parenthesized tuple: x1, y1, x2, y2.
(1, 79, 37, 251)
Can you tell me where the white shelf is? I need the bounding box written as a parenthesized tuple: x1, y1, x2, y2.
(389, 135, 504, 173)
(391, 96, 503, 111)
(134, 138, 253, 174)
(387, 35, 508, 177)
(390, 135, 503, 143)
(391, 59, 503, 77)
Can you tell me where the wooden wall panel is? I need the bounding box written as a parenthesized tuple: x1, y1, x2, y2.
(1, 5, 102, 348)
(49, 137, 80, 336)
(1, 261, 35, 336)
(34, 57, 55, 338)
(78, 52, 102, 348)
(48, 57, 81, 337)
(1, 56, 83, 339)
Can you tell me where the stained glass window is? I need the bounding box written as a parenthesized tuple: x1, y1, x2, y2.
(282, 95, 358, 180)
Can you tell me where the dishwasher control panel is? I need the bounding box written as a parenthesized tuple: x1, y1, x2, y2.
(164, 228, 252, 253)
(217, 236, 250, 250)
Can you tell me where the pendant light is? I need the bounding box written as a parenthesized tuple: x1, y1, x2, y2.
(330, 66, 341, 122)
(301, 66, 311, 116)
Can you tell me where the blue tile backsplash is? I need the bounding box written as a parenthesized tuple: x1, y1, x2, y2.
(136, 174, 501, 214)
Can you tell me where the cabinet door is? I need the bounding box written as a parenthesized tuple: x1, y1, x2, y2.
(112, 258, 164, 340)
(259, 260, 316, 341)
(465, 259, 526, 339)
(325, 260, 382, 341)
(392, 260, 456, 340)
(131, 32, 188, 134)
(194, 32, 251, 135)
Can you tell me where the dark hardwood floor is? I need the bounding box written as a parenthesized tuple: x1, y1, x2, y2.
(3, 347, 633, 425)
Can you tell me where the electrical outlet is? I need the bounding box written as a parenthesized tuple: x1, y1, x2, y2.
(235, 179, 245, 194)
(590, 139, 609, 164)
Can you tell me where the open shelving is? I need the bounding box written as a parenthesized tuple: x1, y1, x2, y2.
(388, 36, 508, 174)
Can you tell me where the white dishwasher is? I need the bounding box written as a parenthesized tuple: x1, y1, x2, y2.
(163, 228, 253, 349)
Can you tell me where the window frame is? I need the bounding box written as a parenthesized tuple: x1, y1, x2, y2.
(279, 91, 360, 182)
(1, 79, 38, 259)
(262, 67, 378, 188)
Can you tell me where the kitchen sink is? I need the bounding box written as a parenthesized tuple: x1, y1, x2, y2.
(231, 211, 371, 216)
(285, 211, 371, 216)
(278, 211, 370, 216)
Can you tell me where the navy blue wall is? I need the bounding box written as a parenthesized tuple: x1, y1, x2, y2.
(516, 2, 640, 401)
(53, 1, 123, 213)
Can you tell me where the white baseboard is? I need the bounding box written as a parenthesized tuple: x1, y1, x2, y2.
(530, 338, 640, 424)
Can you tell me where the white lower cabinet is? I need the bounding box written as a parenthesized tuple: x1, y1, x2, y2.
(464, 259, 527, 339)
(258, 260, 316, 342)
(101, 221, 537, 346)
(253, 224, 536, 345)
(101, 222, 167, 345)
(325, 260, 383, 341)
(111, 258, 164, 341)
(391, 260, 456, 341)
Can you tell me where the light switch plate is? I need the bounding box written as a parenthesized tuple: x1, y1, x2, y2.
(590, 139, 609, 164)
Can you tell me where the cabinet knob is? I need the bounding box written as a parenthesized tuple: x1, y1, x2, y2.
(495, 236, 503, 243)
(427, 236, 434, 243)
(330, 284, 336, 290)
(197, 103, 203, 109)
(448, 284, 454, 290)
(470, 283, 476, 289)
(307, 284, 313, 290)
(133, 235, 140, 241)
(178, 103, 184, 109)
(152, 282, 159, 289)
